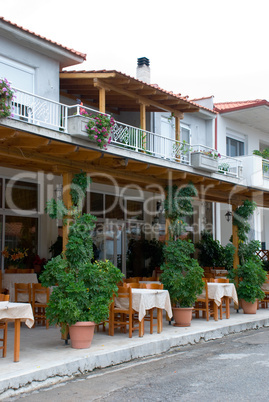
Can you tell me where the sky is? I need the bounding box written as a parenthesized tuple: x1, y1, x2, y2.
(1, 0, 269, 103)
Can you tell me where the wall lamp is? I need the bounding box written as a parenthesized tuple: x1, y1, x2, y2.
(225, 211, 232, 222)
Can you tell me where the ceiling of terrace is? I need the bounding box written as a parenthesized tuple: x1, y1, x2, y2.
(59, 71, 200, 117)
(0, 124, 268, 209)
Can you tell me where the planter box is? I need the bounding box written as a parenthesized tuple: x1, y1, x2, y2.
(191, 152, 218, 172)
(68, 115, 89, 139)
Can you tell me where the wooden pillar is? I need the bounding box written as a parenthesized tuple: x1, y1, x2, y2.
(232, 204, 239, 269)
(140, 103, 146, 150)
(175, 116, 181, 161)
(165, 218, 170, 242)
(175, 116, 180, 142)
(99, 87, 106, 113)
(62, 172, 73, 253)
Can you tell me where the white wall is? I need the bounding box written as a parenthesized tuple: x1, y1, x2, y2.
(0, 36, 60, 101)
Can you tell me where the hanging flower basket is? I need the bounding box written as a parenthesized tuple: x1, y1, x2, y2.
(85, 113, 115, 150)
(0, 78, 14, 118)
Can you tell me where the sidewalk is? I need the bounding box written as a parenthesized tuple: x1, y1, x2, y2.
(1, 308, 269, 399)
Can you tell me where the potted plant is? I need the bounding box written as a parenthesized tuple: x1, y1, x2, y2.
(32, 255, 47, 274)
(1, 247, 28, 271)
(161, 239, 204, 326)
(40, 171, 123, 348)
(191, 149, 221, 172)
(229, 241, 267, 314)
(160, 184, 204, 326)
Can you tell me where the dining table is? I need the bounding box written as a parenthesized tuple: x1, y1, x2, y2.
(2, 273, 38, 302)
(115, 288, 172, 335)
(0, 301, 34, 362)
(207, 282, 238, 320)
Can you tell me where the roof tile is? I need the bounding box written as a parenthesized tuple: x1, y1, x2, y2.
(0, 16, 86, 60)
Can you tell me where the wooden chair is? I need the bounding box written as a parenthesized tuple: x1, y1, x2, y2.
(109, 286, 143, 338)
(141, 277, 157, 281)
(123, 282, 141, 288)
(193, 278, 216, 321)
(140, 283, 164, 334)
(32, 283, 50, 329)
(210, 278, 229, 319)
(259, 277, 269, 308)
(14, 283, 32, 303)
(0, 294, 9, 358)
(123, 277, 140, 283)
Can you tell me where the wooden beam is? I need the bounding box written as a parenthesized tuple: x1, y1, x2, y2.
(93, 78, 184, 118)
(60, 72, 117, 80)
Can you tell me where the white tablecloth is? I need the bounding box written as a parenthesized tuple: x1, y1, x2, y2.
(115, 289, 172, 321)
(0, 302, 34, 328)
(2, 273, 38, 302)
(207, 283, 238, 306)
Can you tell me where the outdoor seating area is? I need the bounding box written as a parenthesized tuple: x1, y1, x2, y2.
(2, 306, 269, 399)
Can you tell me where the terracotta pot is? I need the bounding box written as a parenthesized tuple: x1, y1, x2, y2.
(34, 264, 42, 273)
(172, 307, 193, 327)
(69, 321, 95, 349)
(241, 299, 257, 314)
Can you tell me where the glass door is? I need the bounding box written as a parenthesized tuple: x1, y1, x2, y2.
(92, 221, 125, 275)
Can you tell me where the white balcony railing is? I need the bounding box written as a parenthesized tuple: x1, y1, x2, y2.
(262, 159, 269, 179)
(8, 90, 242, 178)
(11, 87, 68, 131)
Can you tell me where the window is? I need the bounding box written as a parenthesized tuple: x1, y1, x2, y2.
(226, 137, 245, 157)
(126, 200, 144, 220)
(5, 180, 38, 211)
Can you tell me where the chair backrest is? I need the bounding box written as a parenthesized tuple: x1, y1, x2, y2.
(0, 293, 9, 301)
(212, 278, 229, 283)
(14, 283, 32, 303)
(123, 277, 140, 283)
(115, 286, 132, 311)
(141, 277, 157, 281)
(124, 282, 141, 289)
(140, 283, 163, 290)
(32, 283, 50, 305)
(204, 272, 216, 279)
(199, 278, 209, 300)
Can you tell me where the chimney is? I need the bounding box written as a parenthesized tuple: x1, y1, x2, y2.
(136, 57, 150, 84)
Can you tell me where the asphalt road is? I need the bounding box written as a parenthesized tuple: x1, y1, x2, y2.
(9, 327, 269, 401)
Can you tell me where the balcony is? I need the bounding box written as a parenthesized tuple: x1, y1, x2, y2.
(5, 88, 242, 179)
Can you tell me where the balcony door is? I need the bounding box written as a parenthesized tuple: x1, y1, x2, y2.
(159, 115, 174, 159)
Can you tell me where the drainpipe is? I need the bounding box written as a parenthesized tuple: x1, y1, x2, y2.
(215, 116, 218, 150)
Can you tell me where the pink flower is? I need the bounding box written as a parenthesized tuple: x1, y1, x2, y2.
(97, 139, 101, 143)
(108, 137, 111, 144)
(94, 135, 98, 139)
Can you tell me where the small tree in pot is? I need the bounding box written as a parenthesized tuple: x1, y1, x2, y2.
(40, 171, 123, 348)
(160, 184, 204, 326)
(228, 240, 266, 314)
